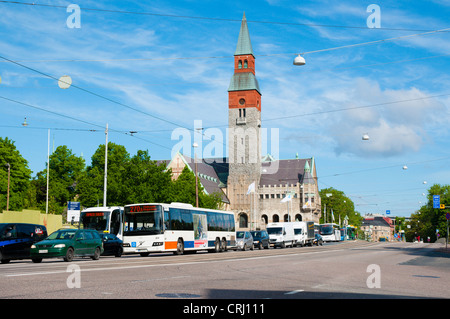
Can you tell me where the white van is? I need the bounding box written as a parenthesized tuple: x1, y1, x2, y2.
(293, 221, 315, 246)
(266, 222, 295, 248)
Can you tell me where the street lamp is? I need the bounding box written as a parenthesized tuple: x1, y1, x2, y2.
(293, 54, 306, 66)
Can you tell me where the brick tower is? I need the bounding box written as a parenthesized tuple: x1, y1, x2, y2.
(227, 13, 262, 229)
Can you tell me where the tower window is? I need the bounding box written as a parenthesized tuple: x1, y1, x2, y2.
(238, 60, 242, 69)
(244, 60, 248, 68)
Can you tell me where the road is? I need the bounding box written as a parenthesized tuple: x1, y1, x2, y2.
(1, 241, 449, 303)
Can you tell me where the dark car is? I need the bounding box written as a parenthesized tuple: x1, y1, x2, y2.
(0, 223, 47, 264)
(313, 233, 324, 246)
(251, 230, 270, 249)
(30, 228, 103, 262)
(101, 233, 123, 257)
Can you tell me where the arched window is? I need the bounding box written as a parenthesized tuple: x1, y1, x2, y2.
(295, 214, 302, 222)
(238, 60, 242, 69)
(244, 60, 248, 68)
(272, 214, 279, 223)
(239, 213, 248, 228)
(261, 215, 268, 225)
(284, 214, 290, 222)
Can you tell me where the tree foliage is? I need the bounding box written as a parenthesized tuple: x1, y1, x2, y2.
(0, 137, 32, 212)
(319, 187, 361, 226)
(406, 184, 450, 242)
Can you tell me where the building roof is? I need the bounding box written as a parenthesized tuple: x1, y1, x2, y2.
(260, 158, 312, 187)
(181, 154, 230, 204)
(362, 216, 392, 228)
(228, 72, 261, 94)
(234, 12, 253, 56)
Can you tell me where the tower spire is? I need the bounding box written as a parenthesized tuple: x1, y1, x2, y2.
(235, 12, 253, 56)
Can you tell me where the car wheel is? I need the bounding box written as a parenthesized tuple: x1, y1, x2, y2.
(91, 247, 101, 260)
(32, 258, 43, 263)
(115, 247, 123, 257)
(64, 247, 74, 262)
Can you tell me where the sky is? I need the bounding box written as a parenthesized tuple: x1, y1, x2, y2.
(0, 0, 449, 218)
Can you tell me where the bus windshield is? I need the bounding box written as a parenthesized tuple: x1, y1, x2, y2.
(124, 205, 163, 236)
(81, 211, 109, 232)
(320, 225, 334, 235)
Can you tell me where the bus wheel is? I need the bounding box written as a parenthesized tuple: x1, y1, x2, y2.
(174, 239, 184, 255)
(214, 239, 221, 253)
(221, 238, 227, 252)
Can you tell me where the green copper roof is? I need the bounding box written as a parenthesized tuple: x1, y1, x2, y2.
(228, 72, 261, 94)
(234, 12, 253, 56)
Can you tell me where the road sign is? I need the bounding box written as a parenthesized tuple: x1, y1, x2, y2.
(446, 213, 450, 220)
(441, 204, 446, 209)
(433, 195, 440, 209)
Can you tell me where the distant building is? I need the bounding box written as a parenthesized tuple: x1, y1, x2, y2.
(361, 215, 394, 241)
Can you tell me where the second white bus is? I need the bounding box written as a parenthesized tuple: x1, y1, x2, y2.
(319, 223, 341, 242)
(122, 202, 236, 256)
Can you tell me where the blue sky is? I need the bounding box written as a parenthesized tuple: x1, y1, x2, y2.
(1, 0, 449, 217)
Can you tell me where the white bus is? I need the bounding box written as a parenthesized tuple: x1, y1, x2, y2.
(122, 202, 236, 256)
(319, 223, 341, 242)
(80, 206, 124, 239)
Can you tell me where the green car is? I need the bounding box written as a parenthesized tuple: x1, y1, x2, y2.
(30, 228, 104, 263)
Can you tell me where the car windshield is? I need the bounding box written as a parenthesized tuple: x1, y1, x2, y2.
(47, 229, 77, 240)
(236, 231, 245, 239)
(251, 231, 260, 238)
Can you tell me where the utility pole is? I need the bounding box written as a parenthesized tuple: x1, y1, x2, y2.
(5, 163, 10, 211)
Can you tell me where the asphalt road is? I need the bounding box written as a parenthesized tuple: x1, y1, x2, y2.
(1, 241, 449, 304)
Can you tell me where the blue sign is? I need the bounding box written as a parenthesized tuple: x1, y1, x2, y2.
(68, 201, 80, 210)
(386, 210, 390, 215)
(433, 195, 440, 209)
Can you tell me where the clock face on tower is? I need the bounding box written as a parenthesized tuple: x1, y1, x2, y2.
(239, 98, 245, 106)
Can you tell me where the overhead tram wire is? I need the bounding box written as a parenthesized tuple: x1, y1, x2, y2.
(2, 26, 450, 65)
(0, 94, 173, 151)
(0, 0, 440, 33)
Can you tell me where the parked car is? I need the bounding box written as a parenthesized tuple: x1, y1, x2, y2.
(30, 228, 104, 263)
(101, 233, 123, 257)
(313, 233, 324, 246)
(0, 223, 47, 264)
(251, 230, 269, 249)
(235, 231, 254, 251)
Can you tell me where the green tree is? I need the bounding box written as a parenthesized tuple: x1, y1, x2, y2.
(319, 187, 361, 226)
(32, 145, 85, 214)
(406, 184, 450, 242)
(122, 150, 173, 204)
(172, 166, 223, 209)
(0, 137, 32, 212)
(77, 142, 130, 207)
